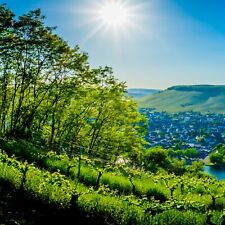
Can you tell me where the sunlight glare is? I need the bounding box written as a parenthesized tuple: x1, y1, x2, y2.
(77, 0, 148, 44)
(98, 1, 129, 26)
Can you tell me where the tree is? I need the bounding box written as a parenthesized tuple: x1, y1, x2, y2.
(168, 158, 186, 175)
(184, 148, 198, 158)
(209, 152, 224, 166)
(209, 144, 225, 166)
(143, 147, 169, 171)
(0, 4, 147, 167)
(186, 161, 204, 174)
(0, 4, 15, 135)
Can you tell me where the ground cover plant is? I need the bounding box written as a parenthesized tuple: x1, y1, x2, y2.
(1, 4, 225, 225)
(1, 148, 225, 224)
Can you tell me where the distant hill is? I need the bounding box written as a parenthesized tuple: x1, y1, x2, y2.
(127, 88, 160, 99)
(138, 85, 225, 113)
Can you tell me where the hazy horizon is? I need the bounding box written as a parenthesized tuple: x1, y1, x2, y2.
(128, 83, 225, 90)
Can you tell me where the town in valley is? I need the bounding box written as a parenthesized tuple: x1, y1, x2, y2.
(141, 109, 225, 158)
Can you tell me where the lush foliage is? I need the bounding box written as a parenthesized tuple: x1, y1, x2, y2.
(209, 144, 225, 167)
(0, 4, 146, 164)
(1, 4, 225, 225)
(2, 150, 225, 224)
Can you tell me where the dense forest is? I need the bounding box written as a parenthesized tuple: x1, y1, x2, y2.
(1, 4, 225, 225)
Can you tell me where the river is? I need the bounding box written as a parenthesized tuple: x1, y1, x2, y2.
(204, 165, 225, 180)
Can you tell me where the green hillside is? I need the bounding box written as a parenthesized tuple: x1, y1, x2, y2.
(138, 85, 225, 113)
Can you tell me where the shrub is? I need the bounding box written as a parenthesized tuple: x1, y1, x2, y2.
(152, 209, 206, 225)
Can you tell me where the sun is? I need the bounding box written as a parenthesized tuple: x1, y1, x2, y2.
(77, 0, 147, 44)
(98, 1, 129, 26)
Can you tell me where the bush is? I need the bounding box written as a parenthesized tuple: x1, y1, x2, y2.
(152, 209, 206, 225)
(146, 185, 168, 202)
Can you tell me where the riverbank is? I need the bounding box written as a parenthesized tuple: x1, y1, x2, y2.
(202, 156, 214, 166)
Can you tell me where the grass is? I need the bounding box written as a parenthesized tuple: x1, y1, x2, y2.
(138, 85, 225, 113)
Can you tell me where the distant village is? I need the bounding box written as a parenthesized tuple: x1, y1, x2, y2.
(140, 109, 225, 158)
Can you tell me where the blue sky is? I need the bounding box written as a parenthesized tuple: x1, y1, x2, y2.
(1, 0, 225, 89)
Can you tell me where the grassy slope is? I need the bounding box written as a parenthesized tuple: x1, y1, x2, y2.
(138, 85, 225, 113)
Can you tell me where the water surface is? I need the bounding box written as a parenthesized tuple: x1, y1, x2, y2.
(204, 165, 225, 180)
